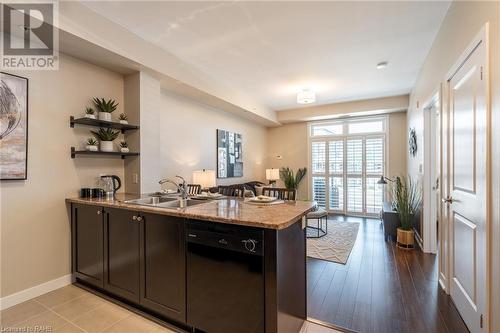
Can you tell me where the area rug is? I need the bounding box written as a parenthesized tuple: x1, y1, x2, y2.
(307, 221, 360, 264)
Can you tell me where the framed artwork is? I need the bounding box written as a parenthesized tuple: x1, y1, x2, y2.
(217, 129, 242, 178)
(0, 72, 28, 180)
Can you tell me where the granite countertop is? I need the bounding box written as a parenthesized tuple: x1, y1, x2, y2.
(66, 193, 316, 230)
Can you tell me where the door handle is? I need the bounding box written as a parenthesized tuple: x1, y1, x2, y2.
(441, 196, 454, 204)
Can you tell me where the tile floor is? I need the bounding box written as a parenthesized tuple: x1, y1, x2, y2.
(1, 285, 341, 333)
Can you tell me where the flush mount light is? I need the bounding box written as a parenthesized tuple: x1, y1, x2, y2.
(297, 89, 316, 104)
(376, 61, 388, 69)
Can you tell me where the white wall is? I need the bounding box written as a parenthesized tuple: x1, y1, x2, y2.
(0, 54, 125, 298)
(159, 91, 267, 187)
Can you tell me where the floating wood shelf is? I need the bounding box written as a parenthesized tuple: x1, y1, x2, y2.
(70, 116, 139, 133)
(71, 147, 139, 159)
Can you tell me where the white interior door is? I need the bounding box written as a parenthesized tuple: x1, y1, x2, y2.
(447, 30, 487, 333)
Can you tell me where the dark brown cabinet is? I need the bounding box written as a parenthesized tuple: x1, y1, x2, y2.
(140, 213, 186, 323)
(72, 204, 104, 289)
(71, 204, 186, 324)
(104, 207, 141, 303)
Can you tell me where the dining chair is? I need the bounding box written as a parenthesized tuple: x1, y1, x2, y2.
(262, 187, 297, 201)
(187, 184, 202, 195)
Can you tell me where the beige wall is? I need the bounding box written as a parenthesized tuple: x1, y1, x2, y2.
(0, 55, 125, 297)
(387, 112, 407, 178)
(159, 91, 268, 186)
(406, 1, 499, 330)
(266, 112, 407, 200)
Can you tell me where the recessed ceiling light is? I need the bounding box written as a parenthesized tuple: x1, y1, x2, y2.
(376, 61, 388, 69)
(297, 89, 316, 104)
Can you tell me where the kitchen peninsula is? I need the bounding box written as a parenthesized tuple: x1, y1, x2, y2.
(66, 195, 315, 333)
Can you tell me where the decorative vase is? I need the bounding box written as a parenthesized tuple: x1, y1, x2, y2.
(99, 112, 112, 122)
(85, 114, 96, 119)
(396, 227, 414, 249)
(119, 120, 128, 124)
(86, 145, 98, 151)
(120, 147, 130, 153)
(100, 141, 114, 152)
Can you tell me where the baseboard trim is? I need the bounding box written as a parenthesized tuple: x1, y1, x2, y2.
(307, 317, 358, 333)
(0, 274, 72, 310)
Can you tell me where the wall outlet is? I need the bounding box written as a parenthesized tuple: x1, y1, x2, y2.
(133, 173, 139, 184)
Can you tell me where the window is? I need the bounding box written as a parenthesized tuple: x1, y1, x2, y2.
(348, 120, 384, 134)
(309, 117, 386, 215)
(311, 123, 343, 136)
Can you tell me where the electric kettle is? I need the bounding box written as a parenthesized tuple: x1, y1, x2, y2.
(100, 175, 121, 199)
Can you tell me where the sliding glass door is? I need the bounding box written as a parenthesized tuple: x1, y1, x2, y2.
(310, 118, 386, 216)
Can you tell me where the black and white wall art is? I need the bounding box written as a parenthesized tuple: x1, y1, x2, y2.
(0, 72, 28, 180)
(217, 129, 243, 178)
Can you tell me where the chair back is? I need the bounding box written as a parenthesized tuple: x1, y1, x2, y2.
(217, 185, 245, 198)
(187, 184, 201, 195)
(262, 187, 297, 201)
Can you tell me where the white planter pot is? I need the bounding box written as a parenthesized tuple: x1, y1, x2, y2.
(98, 112, 112, 122)
(86, 145, 98, 151)
(119, 120, 128, 124)
(100, 141, 114, 152)
(85, 114, 96, 119)
(120, 147, 130, 153)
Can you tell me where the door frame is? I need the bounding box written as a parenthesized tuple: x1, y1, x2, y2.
(422, 86, 442, 254)
(443, 23, 490, 330)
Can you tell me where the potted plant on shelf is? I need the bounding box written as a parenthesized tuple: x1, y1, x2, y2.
(279, 167, 307, 192)
(118, 113, 128, 124)
(119, 141, 129, 153)
(392, 176, 422, 249)
(86, 138, 98, 151)
(84, 107, 96, 119)
(93, 97, 118, 122)
(91, 128, 120, 152)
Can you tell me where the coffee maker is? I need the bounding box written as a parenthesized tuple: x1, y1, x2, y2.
(100, 175, 121, 199)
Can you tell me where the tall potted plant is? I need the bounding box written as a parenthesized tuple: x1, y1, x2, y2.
(279, 167, 307, 193)
(392, 176, 422, 249)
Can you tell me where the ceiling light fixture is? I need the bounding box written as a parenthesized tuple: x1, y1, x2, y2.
(297, 89, 316, 104)
(376, 61, 388, 69)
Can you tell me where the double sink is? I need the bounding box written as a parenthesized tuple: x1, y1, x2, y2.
(124, 196, 207, 209)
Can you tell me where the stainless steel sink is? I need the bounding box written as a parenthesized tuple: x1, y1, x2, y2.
(124, 197, 207, 209)
(124, 196, 178, 206)
(159, 199, 207, 209)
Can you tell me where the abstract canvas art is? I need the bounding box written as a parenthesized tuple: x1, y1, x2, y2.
(0, 72, 28, 180)
(217, 129, 242, 178)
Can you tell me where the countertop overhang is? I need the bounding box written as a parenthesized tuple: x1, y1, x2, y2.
(66, 194, 317, 230)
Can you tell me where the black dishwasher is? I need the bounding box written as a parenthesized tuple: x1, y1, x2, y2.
(186, 220, 265, 333)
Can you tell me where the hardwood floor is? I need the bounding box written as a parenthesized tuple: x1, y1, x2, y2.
(307, 215, 469, 333)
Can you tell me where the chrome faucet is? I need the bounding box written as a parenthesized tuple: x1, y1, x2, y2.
(159, 175, 188, 200)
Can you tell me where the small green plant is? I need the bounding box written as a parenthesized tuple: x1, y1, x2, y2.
(119, 141, 128, 148)
(91, 128, 120, 141)
(118, 113, 128, 121)
(92, 98, 119, 113)
(85, 107, 95, 115)
(279, 167, 307, 190)
(391, 176, 422, 230)
(86, 138, 98, 145)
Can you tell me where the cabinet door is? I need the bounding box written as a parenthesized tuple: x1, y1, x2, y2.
(72, 204, 104, 289)
(104, 207, 140, 303)
(140, 213, 186, 323)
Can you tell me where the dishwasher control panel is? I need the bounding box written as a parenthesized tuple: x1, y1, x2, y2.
(186, 220, 264, 256)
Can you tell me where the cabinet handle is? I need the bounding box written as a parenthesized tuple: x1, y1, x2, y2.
(97, 210, 101, 215)
(137, 216, 143, 222)
(132, 215, 137, 221)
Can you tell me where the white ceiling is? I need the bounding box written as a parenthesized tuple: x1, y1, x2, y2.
(82, 1, 450, 111)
